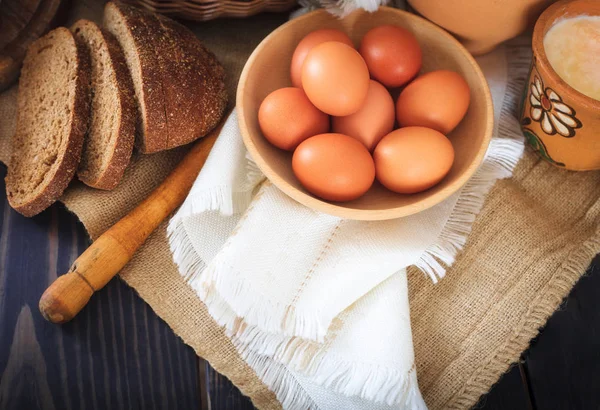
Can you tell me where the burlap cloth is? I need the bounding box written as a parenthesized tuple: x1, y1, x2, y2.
(2, 2, 600, 408)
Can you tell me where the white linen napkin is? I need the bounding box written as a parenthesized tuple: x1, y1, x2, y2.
(168, 39, 528, 408)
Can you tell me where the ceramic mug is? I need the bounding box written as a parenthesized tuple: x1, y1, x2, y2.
(520, 0, 600, 171)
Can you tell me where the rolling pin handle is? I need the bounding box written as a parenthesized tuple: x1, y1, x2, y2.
(39, 268, 95, 324)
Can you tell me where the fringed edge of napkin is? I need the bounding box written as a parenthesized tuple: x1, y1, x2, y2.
(237, 350, 322, 410)
(246, 343, 425, 407)
(414, 39, 531, 283)
(229, 317, 423, 406)
(168, 157, 265, 282)
(317, 0, 388, 17)
(171, 157, 265, 226)
(239, 348, 428, 410)
(190, 284, 424, 408)
(179, 284, 428, 408)
(414, 138, 524, 283)
(292, 0, 407, 19)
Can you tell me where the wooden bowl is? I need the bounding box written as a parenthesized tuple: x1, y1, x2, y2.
(237, 7, 493, 220)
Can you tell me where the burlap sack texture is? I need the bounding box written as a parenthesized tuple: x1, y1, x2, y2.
(2, 1, 599, 408)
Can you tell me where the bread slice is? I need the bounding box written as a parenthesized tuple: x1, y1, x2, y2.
(103, 2, 167, 153)
(103, 2, 227, 153)
(6, 27, 91, 217)
(71, 19, 135, 190)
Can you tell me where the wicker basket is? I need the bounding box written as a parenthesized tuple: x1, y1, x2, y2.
(123, 0, 298, 21)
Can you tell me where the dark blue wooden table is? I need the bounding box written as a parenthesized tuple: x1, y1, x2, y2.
(1, 161, 600, 410)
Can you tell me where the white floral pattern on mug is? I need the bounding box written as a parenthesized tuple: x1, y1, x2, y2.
(530, 76, 582, 138)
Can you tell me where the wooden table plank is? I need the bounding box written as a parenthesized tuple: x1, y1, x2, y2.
(206, 362, 254, 410)
(0, 165, 200, 410)
(523, 255, 600, 410)
(474, 363, 531, 410)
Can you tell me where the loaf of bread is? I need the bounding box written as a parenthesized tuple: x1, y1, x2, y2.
(6, 27, 91, 217)
(71, 19, 136, 190)
(103, 2, 227, 153)
(0, 0, 41, 51)
(0, 0, 64, 92)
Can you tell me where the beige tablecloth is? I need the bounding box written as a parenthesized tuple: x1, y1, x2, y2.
(1, 2, 600, 408)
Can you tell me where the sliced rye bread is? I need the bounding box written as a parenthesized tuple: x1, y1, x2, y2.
(71, 19, 136, 190)
(103, 2, 167, 153)
(103, 2, 227, 153)
(6, 27, 91, 217)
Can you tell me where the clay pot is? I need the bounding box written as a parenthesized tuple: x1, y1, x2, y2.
(520, 0, 600, 171)
(407, 0, 552, 55)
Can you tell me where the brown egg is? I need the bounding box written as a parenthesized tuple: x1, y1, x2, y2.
(332, 80, 395, 152)
(396, 70, 471, 134)
(359, 25, 422, 88)
(290, 29, 354, 89)
(374, 127, 454, 194)
(258, 87, 329, 151)
(301, 42, 370, 116)
(293, 133, 375, 202)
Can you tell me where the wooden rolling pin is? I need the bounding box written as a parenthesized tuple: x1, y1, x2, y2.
(39, 112, 231, 324)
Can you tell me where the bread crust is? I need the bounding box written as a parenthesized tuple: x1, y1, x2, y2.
(155, 14, 227, 149)
(103, 2, 167, 153)
(6, 27, 91, 217)
(71, 19, 136, 190)
(104, 2, 227, 152)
